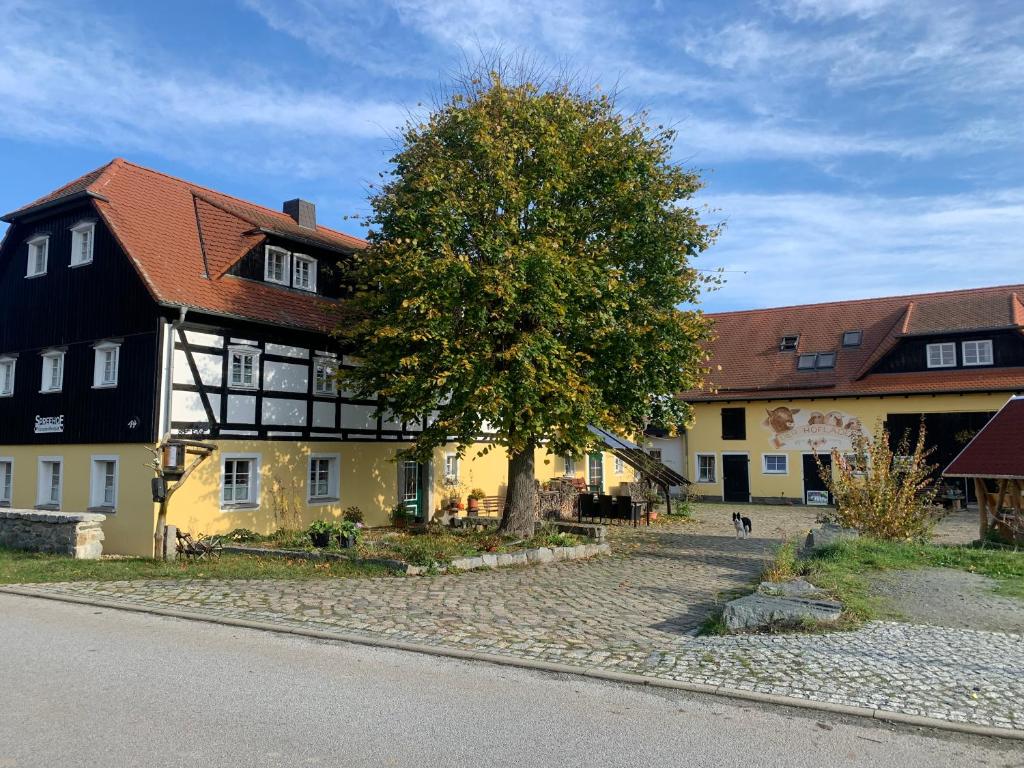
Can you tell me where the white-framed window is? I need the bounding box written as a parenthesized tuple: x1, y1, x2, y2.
(89, 455, 119, 509)
(69, 222, 95, 266)
(37, 457, 62, 508)
(0, 458, 13, 505)
(221, 455, 259, 507)
(228, 346, 260, 389)
(614, 456, 625, 474)
(292, 254, 317, 292)
(313, 356, 337, 396)
(926, 342, 956, 368)
(0, 355, 16, 396)
(308, 454, 339, 502)
(40, 350, 64, 393)
(961, 340, 993, 367)
(443, 453, 459, 484)
(762, 454, 788, 474)
(26, 235, 49, 277)
(93, 341, 120, 388)
(563, 455, 576, 476)
(696, 453, 716, 483)
(264, 245, 291, 285)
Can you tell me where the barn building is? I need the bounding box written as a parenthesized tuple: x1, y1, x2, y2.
(647, 285, 1024, 506)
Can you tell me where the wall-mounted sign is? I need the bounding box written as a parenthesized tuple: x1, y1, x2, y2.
(34, 415, 65, 434)
(763, 407, 863, 452)
(806, 490, 830, 506)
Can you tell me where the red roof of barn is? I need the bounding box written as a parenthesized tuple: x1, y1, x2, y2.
(684, 284, 1024, 402)
(3, 159, 366, 332)
(944, 397, 1024, 479)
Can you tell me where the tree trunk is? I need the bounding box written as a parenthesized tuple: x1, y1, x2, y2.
(500, 446, 536, 537)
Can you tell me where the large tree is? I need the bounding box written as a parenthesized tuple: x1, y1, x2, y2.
(338, 67, 717, 536)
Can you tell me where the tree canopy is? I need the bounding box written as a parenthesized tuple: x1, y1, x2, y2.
(338, 68, 717, 532)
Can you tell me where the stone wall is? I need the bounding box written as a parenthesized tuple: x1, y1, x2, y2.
(0, 509, 106, 559)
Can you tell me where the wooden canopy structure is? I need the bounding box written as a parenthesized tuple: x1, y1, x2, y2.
(588, 426, 689, 515)
(944, 396, 1024, 541)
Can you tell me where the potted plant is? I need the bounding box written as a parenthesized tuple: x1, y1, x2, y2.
(342, 506, 364, 524)
(307, 519, 338, 548)
(390, 504, 411, 530)
(336, 519, 361, 549)
(467, 488, 486, 515)
(643, 487, 662, 521)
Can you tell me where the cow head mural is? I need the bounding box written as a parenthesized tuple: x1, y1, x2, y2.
(764, 406, 800, 448)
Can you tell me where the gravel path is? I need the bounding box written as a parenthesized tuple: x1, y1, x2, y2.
(870, 568, 1024, 634)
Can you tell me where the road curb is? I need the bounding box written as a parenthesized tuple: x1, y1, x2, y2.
(3, 585, 1021, 742)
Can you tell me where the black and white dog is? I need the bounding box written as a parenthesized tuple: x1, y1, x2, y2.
(732, 512, 753, 539)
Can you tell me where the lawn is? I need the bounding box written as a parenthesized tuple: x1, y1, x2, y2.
(0, 548, 394, 584)
(235, 525, 586, 567)
(780, 538, 1024, 621)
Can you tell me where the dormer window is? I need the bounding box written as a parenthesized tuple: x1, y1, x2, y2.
(926, 342, 956, 368)
(779, 335, 799, 352)
(293, 254, 317, 292)
(26, 236, 49, 277)
(842, 330, 862, 347)
(70, 222, 95, 266)
(962, 340, 993, 367)
(264, 246, 290, 286)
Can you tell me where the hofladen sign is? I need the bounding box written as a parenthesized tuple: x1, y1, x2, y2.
(762, 407, 863, 452)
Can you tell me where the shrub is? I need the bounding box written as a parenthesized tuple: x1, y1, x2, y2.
(307, 519, 341, 536)
(223, 528, 263, 543)
(817, 419, 945, 541)
(763, 540, 800, 582)
(342, 506, 364, 524)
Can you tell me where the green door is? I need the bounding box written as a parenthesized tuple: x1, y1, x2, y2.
(399, 460, 424, 518)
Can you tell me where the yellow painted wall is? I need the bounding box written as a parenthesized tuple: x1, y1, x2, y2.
(0, 439, 637, 555)
(0, 444, 157, 557)
(683, 392, 1013, 502)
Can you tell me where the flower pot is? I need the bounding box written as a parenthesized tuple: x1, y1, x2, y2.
(310, 531, 331, 548)
(337, 533, 356, 549)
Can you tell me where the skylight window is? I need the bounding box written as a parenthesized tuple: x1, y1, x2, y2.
(797, 352, 837, 370)
(816, 352, 836, 369)
(797, 354, 817, 370)
(779, 335, 799, 352)
(842, 330, 862, 347)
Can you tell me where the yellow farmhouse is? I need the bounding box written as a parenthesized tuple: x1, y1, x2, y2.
(0, 160, 634, 556)
(646, 284, 1024, 506)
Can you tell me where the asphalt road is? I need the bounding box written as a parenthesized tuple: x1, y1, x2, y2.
(0, 594, 1018, 768)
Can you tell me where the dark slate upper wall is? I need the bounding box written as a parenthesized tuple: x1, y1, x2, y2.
(0, 202, 162, 444)
(871, 330, 1024, 374)
(228, 235, 353, 300)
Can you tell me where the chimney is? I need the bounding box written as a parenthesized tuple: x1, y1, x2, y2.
(283, 198, 316, 229)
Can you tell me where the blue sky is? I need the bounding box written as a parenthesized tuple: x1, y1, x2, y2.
(0, 0, 1021, 312)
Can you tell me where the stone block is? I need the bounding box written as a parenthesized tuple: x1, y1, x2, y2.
(526, 547, 554, 563)
(722, 594, 843, 632)
(804, 524, 859, 552)
(758, 579, 827, 599)
(480, 553, 498, 569)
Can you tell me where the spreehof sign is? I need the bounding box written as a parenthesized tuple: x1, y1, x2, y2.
(34, 415, 64, 434)
(762, 407, 864, 452)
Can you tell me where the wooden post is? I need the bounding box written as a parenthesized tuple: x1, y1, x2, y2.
(975, 478, 988, 539)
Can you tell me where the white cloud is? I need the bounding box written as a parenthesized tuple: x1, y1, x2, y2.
(698, 188, 1024, 310)
(0, 0, 406, 177)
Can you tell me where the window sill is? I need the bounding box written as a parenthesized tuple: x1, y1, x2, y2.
(696, 480, 717, 484)
(308, 496, 339, 506)
(0, 501, 10, 508)
(87, 506, 116, 514)
(221, 502, 259, 511)
(92, 383, 118, 390)
(69, 261, 93, 269)
(0, 393, 12, 398)
(34, 503, 60, 511)
(227, 385, 259, 392)
(39, 389, 63, 395)
(25, 273, 46, 279)
(763, 471, 788, 476)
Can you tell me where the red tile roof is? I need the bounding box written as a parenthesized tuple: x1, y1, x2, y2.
(944, 397, 1024, 479)
(686, 284, 1024, 402)
(5, 159, 366, 332)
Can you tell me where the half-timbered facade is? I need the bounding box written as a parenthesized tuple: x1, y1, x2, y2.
(0, 159, 635, 555)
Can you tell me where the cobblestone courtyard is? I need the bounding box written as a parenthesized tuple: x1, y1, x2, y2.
(7, 504, 1023, 732)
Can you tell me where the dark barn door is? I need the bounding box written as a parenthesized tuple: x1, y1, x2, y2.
(722, 455, 750, 502)
(803, 454, 832, 505)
